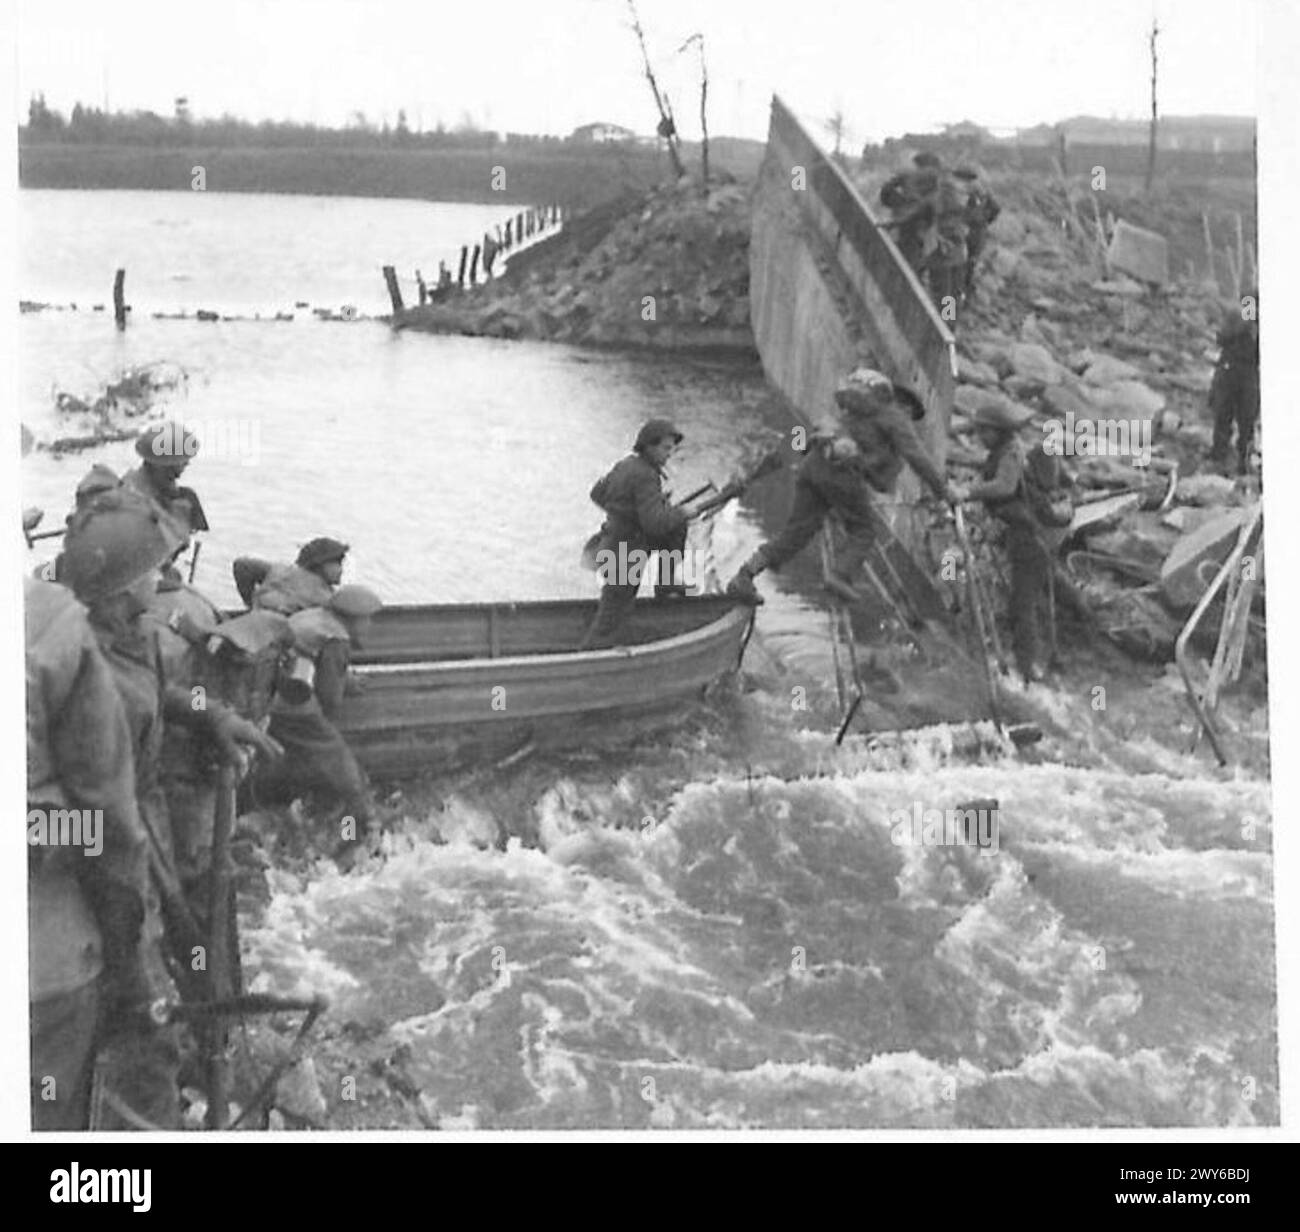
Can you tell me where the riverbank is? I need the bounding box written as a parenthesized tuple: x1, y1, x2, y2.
(394, 175, 757, 353)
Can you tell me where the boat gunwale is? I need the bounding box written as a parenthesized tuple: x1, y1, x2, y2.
(353, 602, 752, 677)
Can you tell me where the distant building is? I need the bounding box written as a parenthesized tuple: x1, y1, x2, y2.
(569, 121, 639, 144)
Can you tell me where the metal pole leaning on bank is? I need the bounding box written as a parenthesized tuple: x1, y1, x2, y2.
(953, 503, 1004, 731)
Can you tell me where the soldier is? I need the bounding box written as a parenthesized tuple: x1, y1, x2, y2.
(726, 368, 957, 602)
(954, 395, 1071, 684)
(234, 536, 350, 614)
(123, 422, 209, 542)
(1208, 289, 1260, 476)
(954, 166, 1001, 299)
(880, 151, 944, 272)
(26, 575, 149, 1130)
(254, 584, 384, 865)
(57, 487, 281, 1127)
(579, 419, 690, 649)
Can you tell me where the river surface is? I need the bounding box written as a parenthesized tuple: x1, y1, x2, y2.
(19, 189, 1276, 1130)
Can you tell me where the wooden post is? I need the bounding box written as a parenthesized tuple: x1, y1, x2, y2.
(382, 265, 405, 312)
(516, 212, 525, 244)
(469, 243, 481, 284)
(416, 269, 428, 306)
(496, 223, 504, 247)
(113, 269, 127, 329)
(457, 246, 468, 287)
(504, 219, 513, 248)
(1202, 213, 1218, 290)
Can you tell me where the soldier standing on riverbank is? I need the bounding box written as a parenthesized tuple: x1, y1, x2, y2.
(954, 167, 1001, 300)
(1208, 289, 1260, 476)
(55, 487, 281, 1128)
(579, 419, 690, 649)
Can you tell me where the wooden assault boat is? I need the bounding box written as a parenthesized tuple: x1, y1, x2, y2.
(336, 595, 753, 776)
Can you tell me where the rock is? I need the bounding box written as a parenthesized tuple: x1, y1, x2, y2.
(1089, 380, 1165, 423)
(1091, 277, 1145, 297)
(957, 355, 1000, 387)
(1082, 354, 1143, 385)
(1003, 375, 1049, 401)
(970, 339, 1016, 378)
(1160, 508, 1251, 610)
(1176, 474, 1239, 507)
(1041, 381, 1094, 422)
(954, 384, 989, 417)
(1161, 506, 1218, 534)
(1006, 342, 1067, 386)
(1087, 512, 1179, 569)
(275, 1058, 328, 1126)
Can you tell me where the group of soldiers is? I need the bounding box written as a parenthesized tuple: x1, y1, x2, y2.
(26, 422, 381, 1130)
(879, 151, 1002, 314)
(585, 367, 1070, 689)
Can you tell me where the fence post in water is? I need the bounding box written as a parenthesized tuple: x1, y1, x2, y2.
(504, 219, 513, 248)
(469, 244, 481, 285)
(416, 269, 428, 306)
(382, 265, 405, 313)
(113, 269, 127, 329)
(516, 212, 525, 244)
(457, 246, 468, 287)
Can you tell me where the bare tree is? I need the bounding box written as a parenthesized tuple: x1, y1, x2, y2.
(1145, 18, 1159, 195)
(678, 33, 709, 188)
(625, 0, 686, 178)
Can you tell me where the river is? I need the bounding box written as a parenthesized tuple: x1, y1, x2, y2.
(19, 188, 1276, 1130)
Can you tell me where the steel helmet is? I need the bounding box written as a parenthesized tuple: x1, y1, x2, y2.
(296, 537, 350, 571)
(834, 367, 894, 414)
(633, 419, 683, 453)
(136, 421, 200, 468)
(329, 584, 383, 619)
(61, 488, 185, 603)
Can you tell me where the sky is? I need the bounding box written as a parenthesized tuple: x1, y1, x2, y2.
(10, 0, 1261, 144)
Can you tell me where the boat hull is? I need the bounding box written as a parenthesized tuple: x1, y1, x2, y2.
(336, 596, 751, 776)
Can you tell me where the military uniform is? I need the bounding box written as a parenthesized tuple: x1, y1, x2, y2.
(26, 578, 149, 1131)
(729, 371, 950, 599)
(1209, 301, 1260, 475)
(247, 562, 336, 616)
(966, 397, 1066, 682)
(958, 175, 1001, 297)
(581, 422, 688, 649)
(256, 605, 375, 830)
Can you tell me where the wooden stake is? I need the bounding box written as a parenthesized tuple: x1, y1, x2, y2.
(456, 246, 468, 287)
(469, 243, 481, 284)
(382, 265, 404, 313)
(113, 268, 127, 329)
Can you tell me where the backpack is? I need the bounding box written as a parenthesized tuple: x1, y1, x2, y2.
(1021, 446, 1073, 528)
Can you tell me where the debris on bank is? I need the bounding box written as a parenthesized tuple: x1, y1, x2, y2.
(36, 360, 190, 454)
(391, 176, 756, 353)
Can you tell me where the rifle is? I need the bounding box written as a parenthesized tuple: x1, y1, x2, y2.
(678, 448, 784, 521)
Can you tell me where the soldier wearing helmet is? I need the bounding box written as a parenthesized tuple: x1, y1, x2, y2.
(26, 575, 149, 1129)
(122, 422, 209, 541)
(953, 166, 1001, 300)
(955, 394, 1068, 684)
(234, 536, 350, 615)
(55, 487, 282, 1127)
(252, 584, 384, 868)
(726, 368, 956, 602)
(579, 419, 690, 649)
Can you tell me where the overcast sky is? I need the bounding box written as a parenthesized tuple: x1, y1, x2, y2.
(13, 0, 1260, 143)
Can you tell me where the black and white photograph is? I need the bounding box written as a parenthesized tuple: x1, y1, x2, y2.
(4, 0, 1295, 1161)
